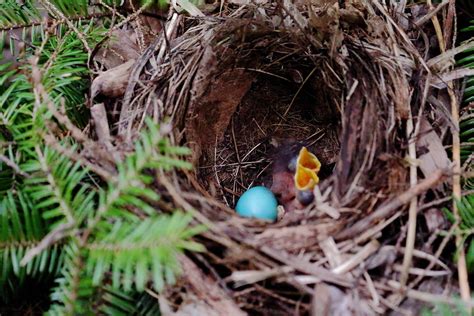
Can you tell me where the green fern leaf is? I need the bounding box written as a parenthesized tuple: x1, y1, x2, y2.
(87, 212, 205, 292)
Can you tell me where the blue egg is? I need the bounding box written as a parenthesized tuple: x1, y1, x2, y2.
(235, 186, 278, 221)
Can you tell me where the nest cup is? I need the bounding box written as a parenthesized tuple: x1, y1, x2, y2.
(125, 4, 417, 237)
(135, 5, 409, 227)
(183, 19, 342, 212)
(193, 53, 341, 208)
(119, 2, 451, 313)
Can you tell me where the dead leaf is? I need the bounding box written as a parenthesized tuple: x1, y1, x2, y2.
(91, 59, 135, 98)
(423, 207, 448, 233)
(91, 103, 110, 142)
(185, 46, 254, 165)
(95, 30, 140, 69)
(312, 283, 375, 316)
(416, 118, 451, 179)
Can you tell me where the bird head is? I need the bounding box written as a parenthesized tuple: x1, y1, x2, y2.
(294, 146, 321, 191)
(271, 144, 321, 209)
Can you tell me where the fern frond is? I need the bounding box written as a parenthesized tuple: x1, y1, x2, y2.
(459, 18, 474, 104)
(88, 212, 205, 292)
(97, 286, 144, 316)
(47, 242, 95, 316)
(0, 3, 206, 311)
(0, 1, 42, 30)
(444, 196, 474, 272)
(460, 114, 474, 165)
(0, 23, 103, 196)
(90, 120, 191, 226)
(134, 291, 162, 316)
(0, 191, 64, 301)
(25, 145, 96, 227)
(458, 195, 474, 231)
(20, 121, 202, 307)
(0, 0, 117, 33)
(0, 24, 103, 303)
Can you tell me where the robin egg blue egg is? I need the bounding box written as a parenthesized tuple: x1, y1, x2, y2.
(235, 186, 278, 221)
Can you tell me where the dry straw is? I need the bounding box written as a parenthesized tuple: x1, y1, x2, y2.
(108, 0, 472, 314)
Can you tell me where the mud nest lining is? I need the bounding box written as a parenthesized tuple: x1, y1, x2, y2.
(197, 75, 340, 207)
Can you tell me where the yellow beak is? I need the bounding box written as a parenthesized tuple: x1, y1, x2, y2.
(294, 147, 321, 191)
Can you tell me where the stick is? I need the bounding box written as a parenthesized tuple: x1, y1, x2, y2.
(426, 0, 471, 303)
(332, 240, 380, 275)
(387, 280, 474, 309)
(21, 222, 74, 266)
(399, 108, 418, 288)
(336, 169, 447, 240)
(0, 155, 30, 178)
(178, 255, 246, 316)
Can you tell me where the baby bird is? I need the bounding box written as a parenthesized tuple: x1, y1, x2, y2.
(270, 143, 321, 211)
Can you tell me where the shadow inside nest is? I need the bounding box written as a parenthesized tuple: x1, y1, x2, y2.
(197, 75, 340, 211)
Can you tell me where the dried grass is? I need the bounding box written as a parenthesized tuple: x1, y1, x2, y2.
(102, 0, 473, 314)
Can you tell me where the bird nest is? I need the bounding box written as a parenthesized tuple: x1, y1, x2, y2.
(110, 1, 463, 314)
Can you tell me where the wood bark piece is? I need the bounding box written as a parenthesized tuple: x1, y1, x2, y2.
(91, 59, 135, 98)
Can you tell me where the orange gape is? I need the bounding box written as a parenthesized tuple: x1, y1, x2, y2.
(294, 147, 321, 191)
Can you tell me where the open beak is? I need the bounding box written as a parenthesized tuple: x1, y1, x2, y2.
(294, 147, 321, 191)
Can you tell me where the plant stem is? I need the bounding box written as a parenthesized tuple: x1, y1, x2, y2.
(427, 0, 471, 303)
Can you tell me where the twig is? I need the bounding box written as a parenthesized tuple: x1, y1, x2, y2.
(431, 68, 474, 87)
(407, 225, 455, 296)
(110, 0, 153, 32)
(214, 139, 231, 207)
(387, 280, 474, 309)
(0, 12, 113, 32)
(393, 265, 450, 277)
(370, 0, 429, 72)
(426, 0, 471, 302)
(159, 171, 223, 232)
(178, 255, 246, 316)
(332, 240, 380, 274)
(20, 222, 74, 266)
(228, 266, 294, 288)
(0, 154, 30, 178)
(118, 36, 162, 136)
(255, 245, 353, 287)
(38, 0, 92, 54)
(340, 211, 403, 251)
(91, 103, 111, 143)
(43, 133, 115, 181)
(231, 118, 244, 193)
(416, 191, 474, 212)
(121, 12, 181, 140)
(399, 108, 419, 289)
(46, 102, 116, 165)
(337, 169, 448, 240)
(413, 0, 450, 28)
(282, 66, 317, 117)
(427, 39, 474, 68)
